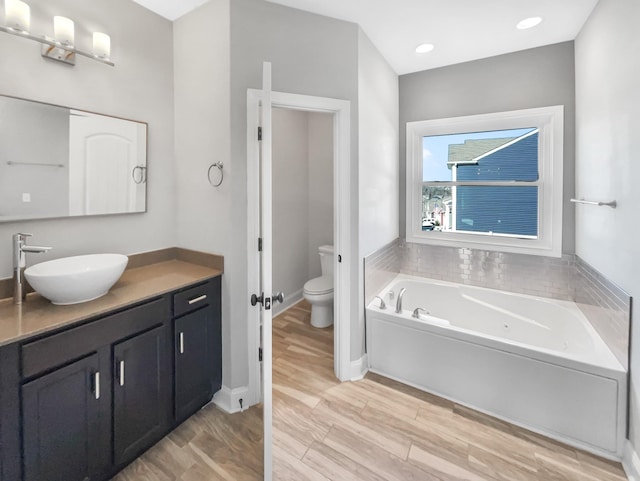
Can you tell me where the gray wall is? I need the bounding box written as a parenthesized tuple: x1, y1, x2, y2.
(399, 42, 576, 254)
(273, 108, 311, 301)
(230, 0, 361, 373)
(574, 0, 640, 456)
(0, 98, 69, 220)
(0, 0, 175, 275)
(307, 112, 335, 278)
(272, 109, 334, 306)
(173, 0, 232, 400)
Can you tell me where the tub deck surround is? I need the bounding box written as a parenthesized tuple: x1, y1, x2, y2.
(364, 240, 631, 370)
(0, 249, 223, 347)
(366, 274, 627, 460)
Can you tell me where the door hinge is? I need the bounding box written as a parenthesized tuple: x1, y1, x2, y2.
(259, 347, 263, 362)
(258, 237, 262, 252)
(258, 126, 262, 141)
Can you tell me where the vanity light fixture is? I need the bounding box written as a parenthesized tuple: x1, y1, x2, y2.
(517, 16, 542, 30)
(0, 1, 114, 66)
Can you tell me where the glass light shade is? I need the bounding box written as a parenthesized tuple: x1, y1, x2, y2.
(93, 32, 110, 59)
(54, 16, 74, 46)
(5, 0, 30, 32)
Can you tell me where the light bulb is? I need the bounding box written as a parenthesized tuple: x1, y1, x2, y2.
(5, 0, 30, 32)
(93, 32, 110, 59)
(54, 16, 75, 46)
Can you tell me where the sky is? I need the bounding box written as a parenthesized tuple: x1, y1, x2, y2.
(422, 128, 536, 182)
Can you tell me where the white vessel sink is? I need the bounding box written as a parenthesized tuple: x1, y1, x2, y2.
(25, 254, 128, 305)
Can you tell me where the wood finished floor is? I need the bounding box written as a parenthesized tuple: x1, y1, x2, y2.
(272, 300, 627, 481)
(109, 402, 263, 480)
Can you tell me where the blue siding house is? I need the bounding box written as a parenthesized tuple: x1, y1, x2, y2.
(452, 130, 538, 237)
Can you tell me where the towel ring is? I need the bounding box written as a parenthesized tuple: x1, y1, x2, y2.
(208, 162, 224, 187)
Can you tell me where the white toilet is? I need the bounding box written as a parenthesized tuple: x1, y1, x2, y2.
(303, 245, 334, 328)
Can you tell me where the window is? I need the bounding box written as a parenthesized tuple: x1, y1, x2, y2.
(406, 106, 564, 256)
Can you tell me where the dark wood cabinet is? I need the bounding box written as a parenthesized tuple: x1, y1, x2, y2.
(0, 275, 222, 481)
(113, 326, 169, 466)
(173, 277, 222, 422)
(22, 354, 106, 481)
(174, 308, 213, 420)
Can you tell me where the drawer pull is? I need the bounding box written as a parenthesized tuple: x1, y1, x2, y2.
(188, 294, 207, 305)
(189, 294, 207, 305)
(119, 360, 125, 387)
(179, 332, 185, 354)
(94, 372, 100, 400)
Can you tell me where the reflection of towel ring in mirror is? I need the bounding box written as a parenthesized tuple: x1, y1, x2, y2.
(132, 165, 147, 184)
(208, 162, 224, 187)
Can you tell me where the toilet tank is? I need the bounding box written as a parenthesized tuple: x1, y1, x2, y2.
(318, 245, 334, 277)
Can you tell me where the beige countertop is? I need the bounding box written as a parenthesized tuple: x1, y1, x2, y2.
(0, 259, 222, 347)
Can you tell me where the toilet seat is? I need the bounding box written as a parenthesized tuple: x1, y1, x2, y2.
(303, 276, 333, 295)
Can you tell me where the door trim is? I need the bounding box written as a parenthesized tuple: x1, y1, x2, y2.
(246, 89, 352, 405)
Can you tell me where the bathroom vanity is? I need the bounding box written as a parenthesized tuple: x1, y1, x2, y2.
(0, 255, 222, 481)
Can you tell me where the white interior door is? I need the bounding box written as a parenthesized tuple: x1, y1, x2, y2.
(259, 62, 273, 481)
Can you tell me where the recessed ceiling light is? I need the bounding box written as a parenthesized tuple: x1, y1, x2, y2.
(415, 43, 435, 54)
(517, 17, 542, 30)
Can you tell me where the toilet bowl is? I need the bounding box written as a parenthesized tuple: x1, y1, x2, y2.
(303, 245, 334, 328)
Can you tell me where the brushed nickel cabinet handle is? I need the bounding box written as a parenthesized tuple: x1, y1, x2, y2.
(179, 332, 185, 354)
(188, 294, 207, 305)
(119, 360, 125, 387)
(94, 371, 100, 400)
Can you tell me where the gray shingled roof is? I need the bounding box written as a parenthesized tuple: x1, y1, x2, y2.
(447, 137, 516, 167)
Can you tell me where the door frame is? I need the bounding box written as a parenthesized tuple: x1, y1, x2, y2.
(246, 89, 352, 404)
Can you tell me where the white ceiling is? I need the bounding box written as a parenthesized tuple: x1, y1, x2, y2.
(131, 0, 210, 22)
(133, 0, 599, 75)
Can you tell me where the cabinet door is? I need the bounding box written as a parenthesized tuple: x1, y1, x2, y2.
(174, 308, 213, 421)
(22, 354, 103, 481)
(113, 326, 169, 466)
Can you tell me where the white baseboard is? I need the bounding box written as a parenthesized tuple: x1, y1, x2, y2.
(624, 441, 640, 481)
(350, 353, 369, 381)
(273, 289, 304, 317)
(213, 385, 250, 414)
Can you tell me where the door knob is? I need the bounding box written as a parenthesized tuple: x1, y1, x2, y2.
(273, 292, 284, 304)
(251, 293, 264, 306)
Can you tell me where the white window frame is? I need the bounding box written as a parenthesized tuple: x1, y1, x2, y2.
(406, 106, 564, 257)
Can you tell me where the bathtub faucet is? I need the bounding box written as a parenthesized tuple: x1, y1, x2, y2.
(373, 296, 386, 310)
(395, 288, 406, 313)
(412, 308, 429, 319)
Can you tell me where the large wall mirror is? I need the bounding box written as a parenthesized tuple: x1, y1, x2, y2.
(0, 95, 147, 222)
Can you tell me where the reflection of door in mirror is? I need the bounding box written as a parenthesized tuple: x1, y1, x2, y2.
(68, 111, 147, 215)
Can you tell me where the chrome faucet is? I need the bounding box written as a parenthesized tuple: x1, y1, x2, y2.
(13, 233, 52, 304)
(373, 295, 386, 310)
(395, 287, 406, 313)
(412, 307, 429, 319)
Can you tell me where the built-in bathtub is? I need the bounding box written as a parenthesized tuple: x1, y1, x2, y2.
(365, 274, 627, 460)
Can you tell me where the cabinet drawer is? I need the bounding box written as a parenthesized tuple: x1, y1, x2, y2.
(173, 283, 211, 317)
(22, 298, 167, 379)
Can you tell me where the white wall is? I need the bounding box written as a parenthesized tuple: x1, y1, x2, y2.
(574, 0, 640, 459)
(0, 0, 175, 275)
(358, 29, 399, 257)
(357, 29, 399, 359)
(173, 0, 232, 393)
